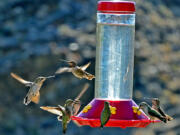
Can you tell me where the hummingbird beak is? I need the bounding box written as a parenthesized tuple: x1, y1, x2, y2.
(59, 59, 73, 64)
(45, 75, 55, 79)
(143, 97, 153, 100)
(59, 59, 68, 62)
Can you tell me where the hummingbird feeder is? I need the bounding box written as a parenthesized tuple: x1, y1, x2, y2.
(72, 1, 159, 128)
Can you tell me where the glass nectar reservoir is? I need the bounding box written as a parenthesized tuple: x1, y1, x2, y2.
(95, 1, 135, 100)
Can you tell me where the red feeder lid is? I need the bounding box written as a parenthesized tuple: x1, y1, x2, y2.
(97, 1, 136, 13)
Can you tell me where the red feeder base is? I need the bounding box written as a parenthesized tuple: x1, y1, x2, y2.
(72, 98, 160, 128)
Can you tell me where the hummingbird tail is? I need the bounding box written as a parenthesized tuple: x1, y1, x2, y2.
(24, 96, 30, 105)
(85, 73, 95, 80)
(161, 117, 167, 123)
(57, 116, 62, 121)
(63, 129, 66, 134)
(75, 83, 89, 100)
(100, 124, 104, 129)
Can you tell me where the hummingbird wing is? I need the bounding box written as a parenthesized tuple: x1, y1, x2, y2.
(80, 62, 91, 71)
(11, 73, 33, 87)
(148, 108, 167, 123)
(158, 107, 173, 121)
(75, 83, 89, 101)
(40, 106, 63, 116)
(157, 106, 166, 117)
(55, 67, 72, 74)
(72, 100, 81, 116)
(72, 83, 89, 115)
(58, 105, 66, 113)
(151, 99, 173, 121)
(72, 120, 81, 127)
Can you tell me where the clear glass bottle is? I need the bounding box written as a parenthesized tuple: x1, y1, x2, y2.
(95, 1, 136, 99)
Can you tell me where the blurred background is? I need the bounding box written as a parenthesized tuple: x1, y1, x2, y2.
(0, 0, 180, 135)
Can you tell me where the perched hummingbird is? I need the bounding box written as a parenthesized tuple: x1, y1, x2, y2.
(40, 83, 89, 134)
(100, 101, 111, 128)
(11, 72, 54, 105)
(139, 102, 167, 123)
(55, 59, 95, 80)
(151, 98, 173, 121)
(41, 99, 74, 134)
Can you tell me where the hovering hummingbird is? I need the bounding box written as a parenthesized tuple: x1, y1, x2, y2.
(151, 98, 173, 121)
(55, 59, 95, 80)
(139, 102, 167, 123)
(11, 72, 55, 105)
(41, 99, 73, 134)
(100, 101, 111, 128)
(40, 83, 89, 134)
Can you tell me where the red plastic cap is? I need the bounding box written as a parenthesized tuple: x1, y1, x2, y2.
(97, 1, 136, 13)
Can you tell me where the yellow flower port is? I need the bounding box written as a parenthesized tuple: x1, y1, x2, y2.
(132, 106, 142, 115)
(110, 106, 117, 115)
(82, 104, 92, 113)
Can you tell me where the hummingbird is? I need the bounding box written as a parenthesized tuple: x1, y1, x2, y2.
(139, 102, 167, 123)
(41, 99, 74, 134)
(151, 98, 173, 121)
(40, 83, 89, 134)
(100, 101, 111, 128)
(11, 72, 55, 105)
(55, 59, 95, 80)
